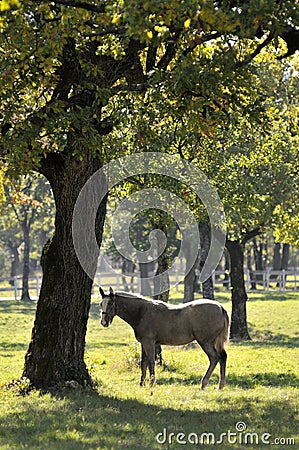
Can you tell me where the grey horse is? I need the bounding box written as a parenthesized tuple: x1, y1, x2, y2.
(99, 287, 229, 389)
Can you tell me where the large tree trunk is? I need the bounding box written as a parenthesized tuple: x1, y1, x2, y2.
(8, 244, 20, 286)
(253, 238, 264, 271)
(139, 262, 152, 296)
(199, 222, 214, 300)
(272, 242, 281, 271)
(281, 243, 290, 270)
(271, 241, 281, 282)
(253, 237, 264, 282)
(183, 236, 200, 303)
(152, 219, 169, 302)
(20, 222, 31, 302)
(223, 249, 230, 289)
(246, 245, 256, 290)
(183, 265, 195, 303)
(153, 254, 170, 302)
(226, 240, 251, 340)
(23, 149, 106, 388)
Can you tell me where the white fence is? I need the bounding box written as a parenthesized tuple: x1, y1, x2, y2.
(1, 269, 298, 300)
(214, 269, 299, 292)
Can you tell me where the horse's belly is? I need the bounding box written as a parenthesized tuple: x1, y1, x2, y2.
(159, 333, 194, 346)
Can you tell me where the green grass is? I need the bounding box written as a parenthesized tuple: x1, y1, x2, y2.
(0, 291, 298, 449)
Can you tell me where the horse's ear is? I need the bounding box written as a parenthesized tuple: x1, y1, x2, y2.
(99, 287, 105, 298)
(109, 286, 115, 297)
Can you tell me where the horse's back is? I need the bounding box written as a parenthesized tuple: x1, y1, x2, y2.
(188, 299, 227, 342)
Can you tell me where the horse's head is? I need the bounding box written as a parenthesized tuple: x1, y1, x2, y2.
(99, 286, 116, 327)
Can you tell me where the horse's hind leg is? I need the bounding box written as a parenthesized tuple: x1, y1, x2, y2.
(155, 343, 162, 366)
(142, 339, 156, 386)
(140, 345, 148, 387)
(219, 349, 227, 389)
(198, 342, 220, 390)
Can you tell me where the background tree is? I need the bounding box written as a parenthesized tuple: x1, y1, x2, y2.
(0, 211, 23, 282)
(2, 175, 53, 300)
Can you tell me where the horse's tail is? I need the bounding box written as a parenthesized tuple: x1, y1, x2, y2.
(215, 306, 230, 353)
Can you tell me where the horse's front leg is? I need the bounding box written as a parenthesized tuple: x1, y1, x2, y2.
(142, 339, 156, 387)
(140, 345, 148, 387)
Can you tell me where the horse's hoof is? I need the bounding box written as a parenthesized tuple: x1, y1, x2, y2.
(149, 377, 156, 387)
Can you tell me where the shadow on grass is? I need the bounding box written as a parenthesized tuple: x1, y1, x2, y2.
(156, 370, 299, 389)
(238, 331, 299, 348)
(0, 342, 27, 353)
(86, 341, 129, 350)
(246, 292, 299, 302)
(0, 386, 297, 450)
(0, 301, 37, 315)
(228, 372, 299, 389)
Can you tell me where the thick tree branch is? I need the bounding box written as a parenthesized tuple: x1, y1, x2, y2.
(51, 0, 105, 13)
(1, 123, 11, 136)
(241, 225, 264, 245)
(233, 32, 274, 69)
(182, 32, 221, 57)
(146, 43, 158, 74)
(4, 186, 22, 225)
(278, 28, 299, 59)
(157, 30, 181, 71)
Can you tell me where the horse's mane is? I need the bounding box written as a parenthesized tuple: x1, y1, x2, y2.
(115, 291, 165, 307)
(115, 291, 151, 301)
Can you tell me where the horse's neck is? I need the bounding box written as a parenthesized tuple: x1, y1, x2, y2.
(116, 295, 143, 328)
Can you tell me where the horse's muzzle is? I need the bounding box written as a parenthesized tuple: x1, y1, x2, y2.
(100, 312, 112, 327)
(100, 317, 109, 327)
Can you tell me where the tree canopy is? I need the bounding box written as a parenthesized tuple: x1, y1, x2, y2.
(1, 0, 299, 170)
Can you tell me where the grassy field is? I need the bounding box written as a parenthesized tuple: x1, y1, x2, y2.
(0, 290, 298, 449)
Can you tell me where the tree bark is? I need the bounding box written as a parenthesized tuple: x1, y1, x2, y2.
(223, 248, 230, 289)
(23, 148, 106, 388)
(152, 219, 169, 302)
(121, 259, 130, 292)
(139, 262, 152, 296)
(20, 221, 31, 301)
(199, 222, 214, 300)
(281, 243, 290, 270)
(183, 236, 196, 303)
(8, 244, 20, 286)
(226, 239, 251, 340)
(246, 245, 256, 290)
(153, 255, 170, 302)
(273, 242, 281, 270)
(253, 238, 264, 281)
(202, 277, 214, 300)
(183, 265, 195, 302)
(271, 241, 281, 281)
